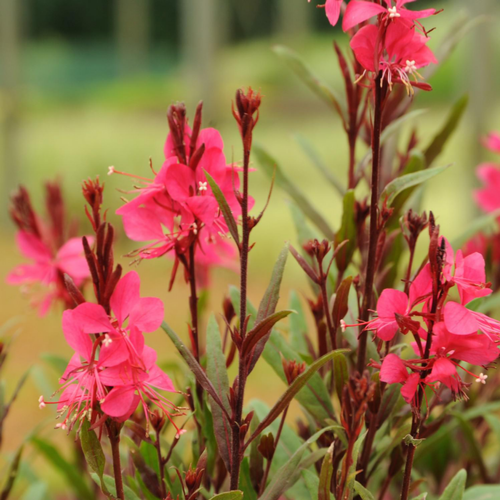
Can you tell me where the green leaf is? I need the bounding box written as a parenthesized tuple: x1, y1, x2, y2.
(262, 330, 334, 424)
(451, 209, 500, 250)
(439, 469, 466, 500)
(0, 444, 24, 500)
(80, 420, 108, 495)
(248, 350, 349, 443)
(260, 427, 335, 500)
(243, 310, 295, 356)
(229, 285, 258, 331)
(161, 321, 230, 421)
(32, 437, 93, 500)
(205, 315, 232, 473)
(346, 430, 368, 489)
(273, 45, 346, 122)
(289, 202, 319, 249)
(239, 458, 258, 500)
(334, 190, 357, 273)
(255, 146, 335, 239)
(209, 492, 244, 500)
(294, 133, 345, 196)
(289, 291, 310, 355)
(424, 95, 468, 166)
(20, 482, 47, 500)
(204, 170, 240, 246)
(381, 164, 451, 207)
(90, 473, 141, 500)
(463, 485, 500, 500)
(41, 353, 69, 374)
(403, 434, 425, 447)
(248, 244, 290, 372)
(354, 481, 376, 500)
(318, 448, 333, 500)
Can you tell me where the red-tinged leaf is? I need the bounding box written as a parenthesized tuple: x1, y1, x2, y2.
(318, 447, 334, 500)
(289, 244, 319, 284)
(332, 276, 353, 330)
(248, 244, 289, 373)
(161, 321, 231, 422)
(246, 349, 349, 446)
(243, 310, 295, 358)
(333, 351, 349, 402)
(204, 170, 240, 246)
(80, 420, 109, 496)
(205, 315, 232, 473)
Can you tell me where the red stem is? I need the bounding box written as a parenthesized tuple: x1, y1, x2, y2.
(357, 73, 384, 374)
(108, 422, 124, 500)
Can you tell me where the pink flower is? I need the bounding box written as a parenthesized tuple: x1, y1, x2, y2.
(483, 131, 500, 154)
(350, 22, 437, 93)
(343, 0, 436, 32)
(7, 231, 92, 315)
(441, 237, 492, 305)
(380, 354, 421, 404)
(474, 164, 500, 214)
(444, 301, 500, 341)
(368, 264, 431, 341)
(307, 0, 343, 27)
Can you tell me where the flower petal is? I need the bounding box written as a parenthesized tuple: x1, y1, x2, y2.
(110, 271, 141, 326)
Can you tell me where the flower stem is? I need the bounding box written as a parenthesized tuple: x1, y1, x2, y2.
(230, 146, 251, 491)
(357, 73, 384, 374)
(108, 422, 124, 500)
(155, 431, 167, 499)
(188, 242, 200, 362)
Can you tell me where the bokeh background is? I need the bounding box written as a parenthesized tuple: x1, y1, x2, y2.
(1, 0, 500, 496)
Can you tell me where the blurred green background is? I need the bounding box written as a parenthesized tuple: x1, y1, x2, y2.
(1, 0, 500, 494)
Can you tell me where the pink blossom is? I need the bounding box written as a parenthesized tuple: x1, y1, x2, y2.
(308, 0, 343, 27)
(474, 164, 500, 214)
(343, 0, 436, 32)
(7, 231, 92, 315)
(483, 131, 500, 154)
(444, 301, 500, 341)
(380, 354, 421, 404)
(350, 22, 437, 93)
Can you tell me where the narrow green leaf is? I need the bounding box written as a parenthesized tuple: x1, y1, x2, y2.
(248, 244, 290, 372)
(289, 291, 310, 355)
(381, 164, 451, 207)
(204, 170, 240, 245)
(318, 449, 333, 500)
(260, 427, 335, 500)
(248, 350, 349, 443)
(90, 473, 141, 500)
(239, 458, 258, 500)
(333, 348, 348, 401)
(334, 190, 357, 273)
(161, 321, 230, 421)
(229, 285, 257, 330)
(255, 146, 335, 239)
(32, 437, 94, 500)
(205, 315, 232, 473)
(295, 133, 345, 196)
(439, 469, 466, 500)
(209, 492, 244, 500)
(0, 444, 24, 500)
(451, 209, 500, 250)
(20, 482, 47, 500)
(262, 330, 334, 424)
(357, 109, 427, 173)
(346, 430, 368, 489)
(354, 481, 376, 500)
(273, 45, 346, 122)
(463, 485, 500, 500)
(424, 95, 468, 166)
(41, 353, 69, 374)
(80, 420, 108, 495)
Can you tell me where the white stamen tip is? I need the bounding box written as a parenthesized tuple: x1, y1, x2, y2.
(405, 60, 417, 73)
(388, 6, 400, 18)
(103, 334, 113, 347)
(476, 373, 488, 385)
(108, 166, 115, 176)
(198, 181, 208, 192)
(38, 395, 46, 409)
(340, 320, 346, 333)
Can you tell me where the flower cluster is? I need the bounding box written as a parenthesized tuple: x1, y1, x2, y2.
(113, 102, 245, 287)
(7, 183, 91, 315)
(41, 271, 181, 434)
(310, 0, 438, 94)
(370, 236, 499, 404)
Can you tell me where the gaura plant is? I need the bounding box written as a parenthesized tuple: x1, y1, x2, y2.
(6, 1, 500, 500)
